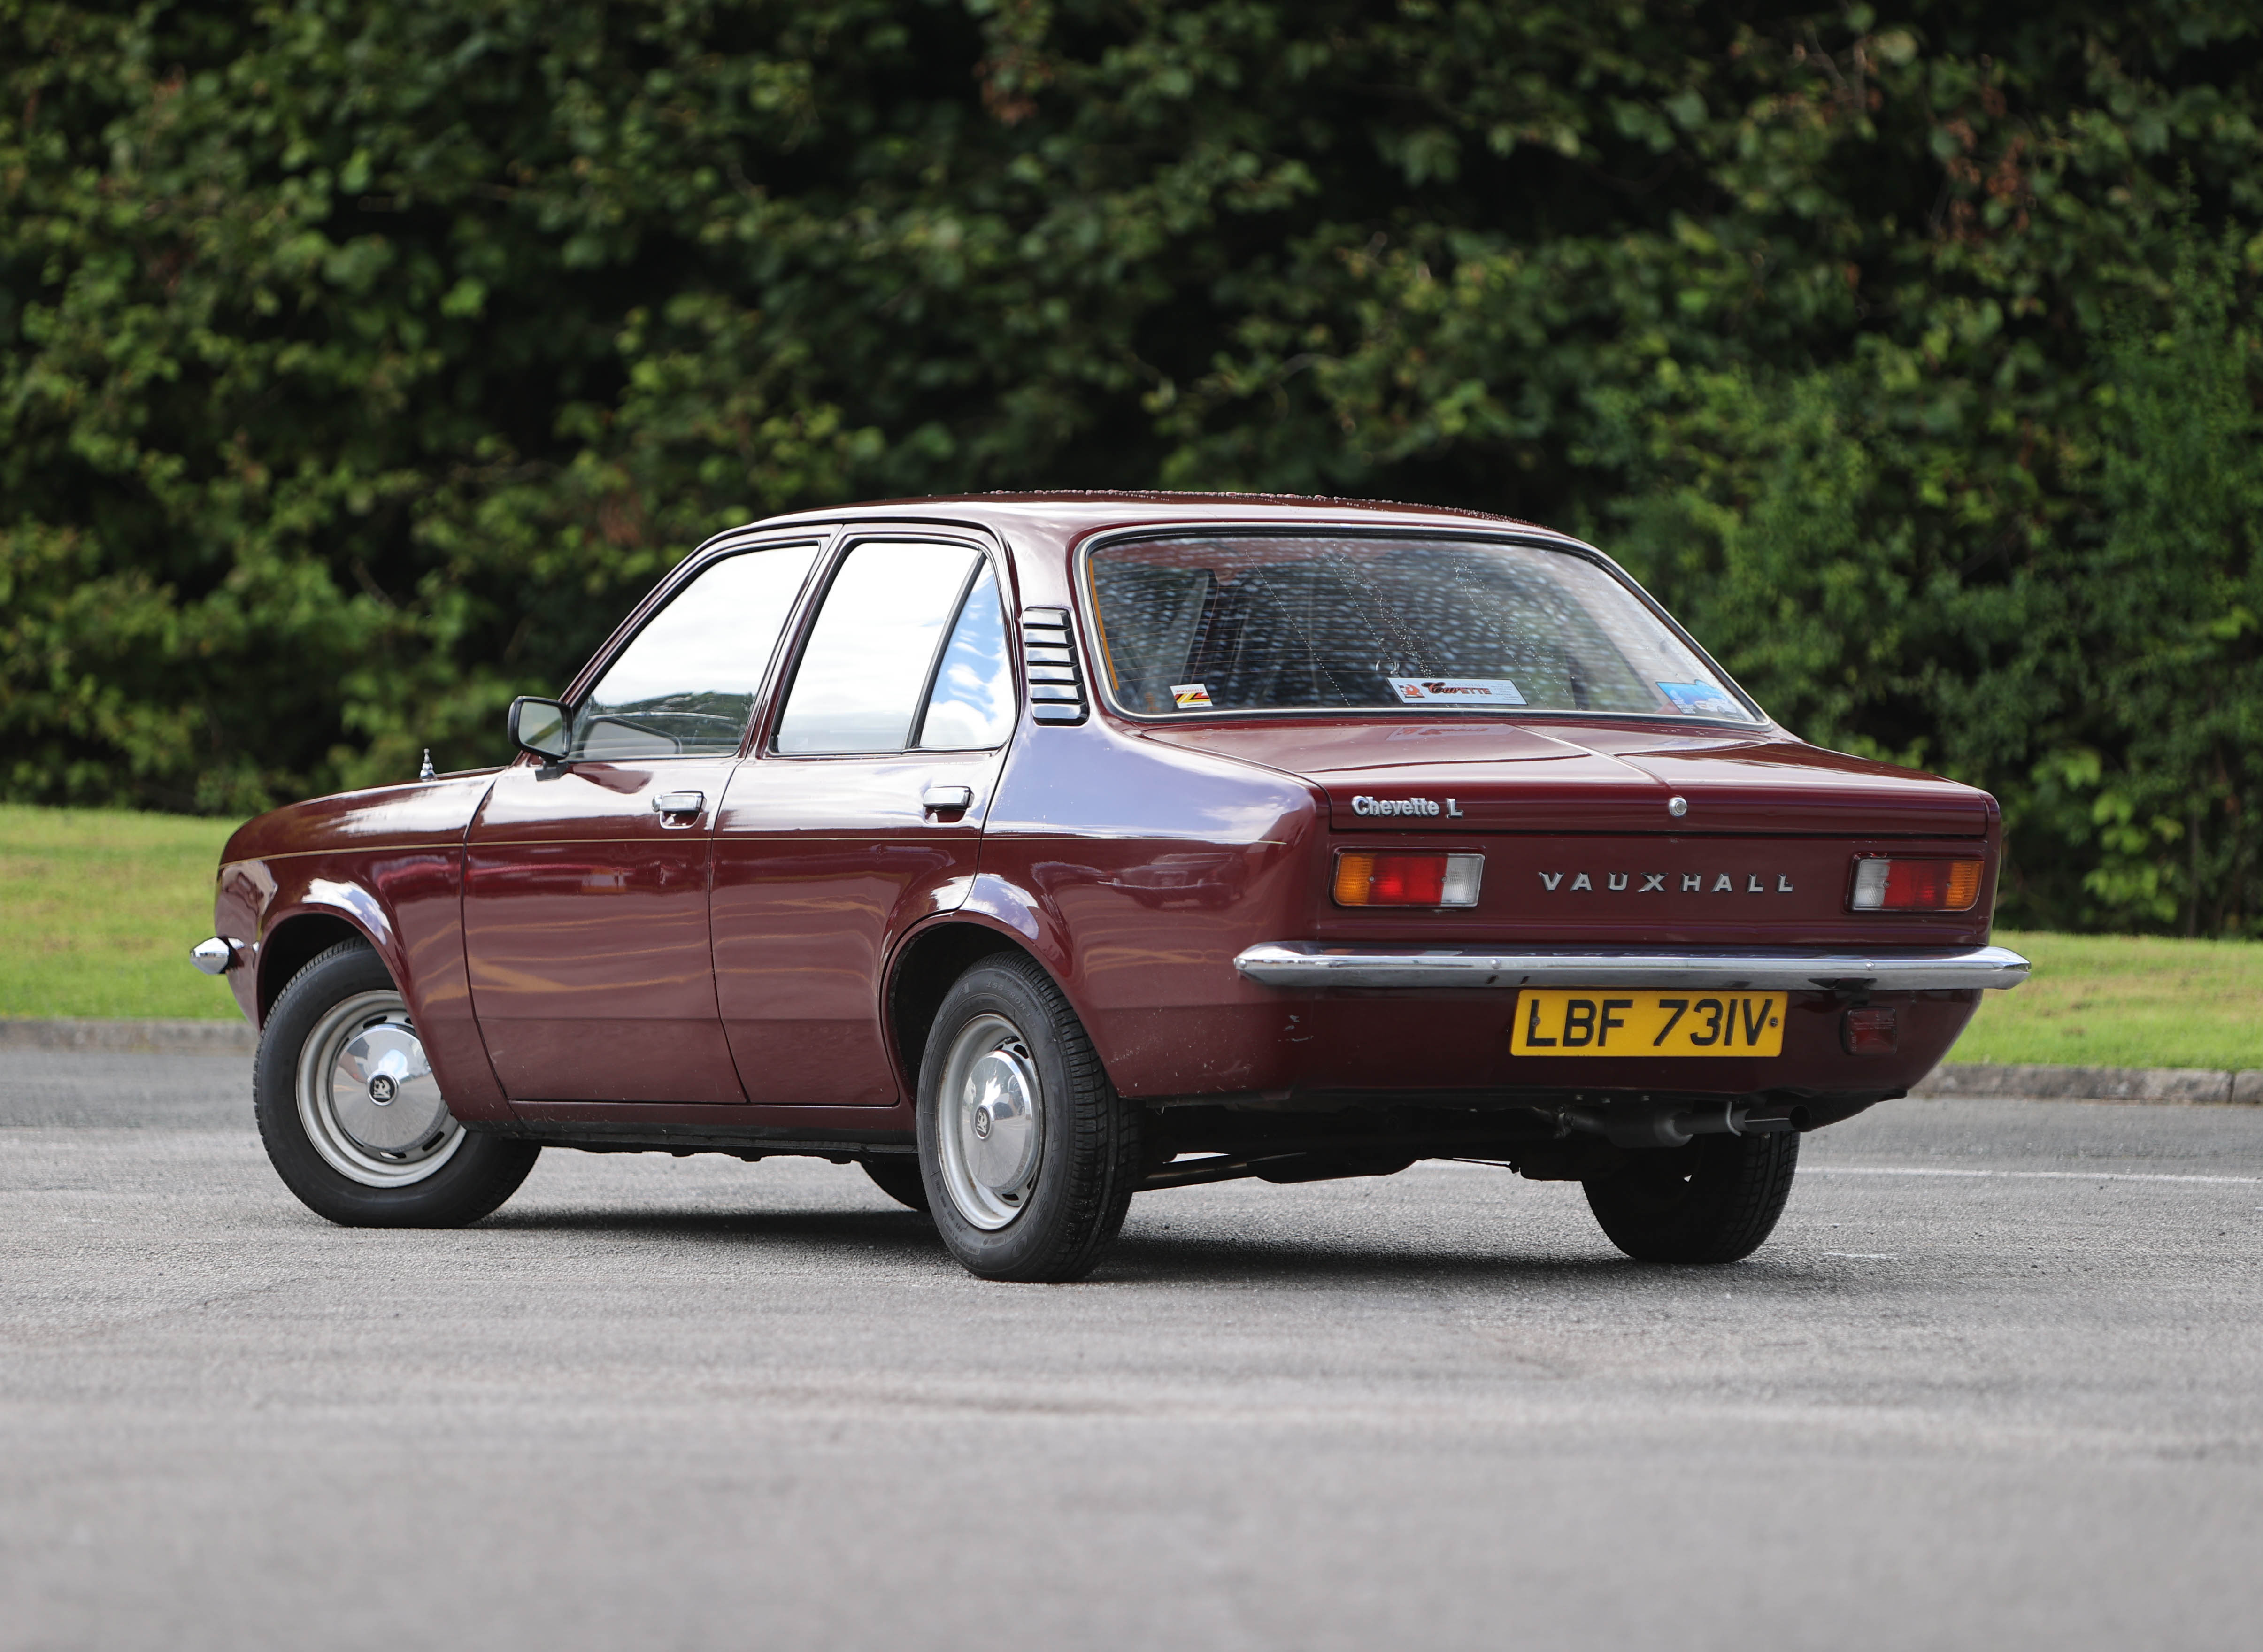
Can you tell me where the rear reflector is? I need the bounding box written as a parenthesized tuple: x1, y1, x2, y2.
(1842, 1006, 1899, 1055)
(1333, 851, 1484, 908)
(1848, 856, 1983, 912)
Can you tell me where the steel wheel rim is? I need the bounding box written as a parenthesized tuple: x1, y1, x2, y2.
(935, 1013, 1044, 1230)
(295, 989, 463, 1188)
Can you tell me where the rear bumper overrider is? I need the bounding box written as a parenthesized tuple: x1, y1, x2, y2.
(1232, 942, 2030, 993)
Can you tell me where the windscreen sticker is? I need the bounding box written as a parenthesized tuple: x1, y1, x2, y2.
(1170, 682, 1213, 710)
(1656, 680, 1741, 717)
(1387, 677, 1527, 707)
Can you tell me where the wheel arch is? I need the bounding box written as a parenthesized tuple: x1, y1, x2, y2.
(257, 908, 382, 1024)
(886, 920, 1031, 1103)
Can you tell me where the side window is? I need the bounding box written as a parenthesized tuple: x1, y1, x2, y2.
(774, 541, 982, 755)
(570, 542, 821, 761)
(915, 567, 1014, 750)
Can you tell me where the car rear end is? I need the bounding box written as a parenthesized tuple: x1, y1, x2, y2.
(1080, 517, 2027, 1141)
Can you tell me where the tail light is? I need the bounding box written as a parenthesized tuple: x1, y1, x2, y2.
(1842, 1006, 1899, 1055)
(1333, 851, 1484, 908)
(1847, 856, 1982, 912)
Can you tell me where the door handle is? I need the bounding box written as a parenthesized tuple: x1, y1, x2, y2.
(652, 791, 705, 819)
(922, 784, 975, 815)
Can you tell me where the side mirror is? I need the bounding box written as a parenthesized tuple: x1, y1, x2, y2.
(508, 696, 571, 761)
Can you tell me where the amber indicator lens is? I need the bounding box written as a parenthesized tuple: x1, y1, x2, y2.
(1333, 851, 1483, 908)
(1842, 1006, 1899, 1055)
(1847, 856, 1983, 912)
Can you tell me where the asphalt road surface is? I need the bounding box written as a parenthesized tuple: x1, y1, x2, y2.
(4, 1052, 2260, 1652)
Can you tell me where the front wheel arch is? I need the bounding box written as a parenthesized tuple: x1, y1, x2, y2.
(255, 911, 369, 1024)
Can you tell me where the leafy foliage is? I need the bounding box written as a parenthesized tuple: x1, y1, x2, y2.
(4, 0, 2260, 930)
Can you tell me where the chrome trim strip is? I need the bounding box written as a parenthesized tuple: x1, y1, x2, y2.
(1232, 942, 2031, 993)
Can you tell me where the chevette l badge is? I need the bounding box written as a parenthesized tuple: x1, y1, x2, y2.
(1350, 795, 1465, 818)
(1537, 871, 1795, 893)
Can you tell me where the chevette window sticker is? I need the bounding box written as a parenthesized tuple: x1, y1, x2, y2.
(1537, 870, 1796, 893)
(1387, 677, 1526, 706)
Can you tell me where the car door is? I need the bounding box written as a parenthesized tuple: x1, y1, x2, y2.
(711, 534, 1017, 1105)
(463, 537, 825, 1103)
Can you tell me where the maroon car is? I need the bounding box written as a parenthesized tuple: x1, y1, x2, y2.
(195, 494, 2027, 1280)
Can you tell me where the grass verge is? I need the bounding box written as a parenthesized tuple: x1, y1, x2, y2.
(3, 807, 2259, 1065)
(1947, 930, 2263, 1070)
(0, 804, 241, 1019)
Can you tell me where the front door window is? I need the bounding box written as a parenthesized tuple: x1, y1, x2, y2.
(573, 547, 820, 759)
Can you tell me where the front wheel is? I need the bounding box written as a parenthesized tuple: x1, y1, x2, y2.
(1583, 1131, 1799, 1264)
(254, 941, 539, 1227)
(916, 954, 1139, 1282)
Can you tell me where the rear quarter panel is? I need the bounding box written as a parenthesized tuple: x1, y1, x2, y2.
(977, 717, 1322, 1099)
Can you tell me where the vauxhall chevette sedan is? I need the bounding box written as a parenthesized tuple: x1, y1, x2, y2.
(196, 493, 2027, 1281)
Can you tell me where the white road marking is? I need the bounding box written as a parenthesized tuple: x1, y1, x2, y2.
(1425, 1159, 2263, 1186)
(1809, 1166, 2263, 1186)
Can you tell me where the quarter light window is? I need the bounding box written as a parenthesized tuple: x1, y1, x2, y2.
(570, 542, 821, 760)
(1085, 533, 1754, 721)
(916, 567, 1014, 750)
(776, 542, 984, 754)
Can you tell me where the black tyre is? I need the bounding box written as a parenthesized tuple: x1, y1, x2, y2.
(861, 1155, 931, 1212)
(1583, 1131, 1800, 1264)
(916, 953, 1140, 1282)
(254, 941, 540, 1227)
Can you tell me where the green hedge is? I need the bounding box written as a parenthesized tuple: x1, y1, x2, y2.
(4, 2, 2260, 933)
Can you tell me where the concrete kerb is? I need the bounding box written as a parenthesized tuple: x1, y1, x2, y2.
(0, 1018, 256, 1056)
(1912, 1061, 2263, 1106)
(2, 1019, 2257, 1104)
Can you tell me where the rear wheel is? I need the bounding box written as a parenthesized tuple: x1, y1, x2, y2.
(254, 941, 539, 1227)
(1583, 1131, 1799, 1264)
(916, 954, 1139, 1282)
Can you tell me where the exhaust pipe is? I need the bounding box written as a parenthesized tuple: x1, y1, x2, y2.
(1560, 1100, 1806, 1150)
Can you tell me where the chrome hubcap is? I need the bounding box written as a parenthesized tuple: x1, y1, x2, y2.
(936, 1014, 1042, 1230)
(296, 990, 462, 1187)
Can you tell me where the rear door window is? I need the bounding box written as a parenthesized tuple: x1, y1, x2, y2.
(775, 541, 990, 754)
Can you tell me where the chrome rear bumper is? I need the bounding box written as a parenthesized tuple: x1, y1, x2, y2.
(1232, 942, 2030, 993)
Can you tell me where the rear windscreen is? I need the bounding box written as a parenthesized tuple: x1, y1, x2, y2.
(1085, 533, 1755, 721)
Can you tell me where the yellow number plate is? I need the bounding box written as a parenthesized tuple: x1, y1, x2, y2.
(1510, 991, 1787, 1057)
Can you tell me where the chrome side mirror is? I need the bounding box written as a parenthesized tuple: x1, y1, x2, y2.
(508, 696, 571, 761)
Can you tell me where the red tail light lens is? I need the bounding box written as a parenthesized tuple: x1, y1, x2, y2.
(1333, 851, 1484, 908)
(1847, 856, 1983, 912)
(1842, 1006, 1899, 1055)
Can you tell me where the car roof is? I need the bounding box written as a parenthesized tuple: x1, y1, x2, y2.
(745, 490, 1580, 546)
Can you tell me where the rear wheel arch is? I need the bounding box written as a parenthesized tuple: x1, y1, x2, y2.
(887, 921, 1031, 1102)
